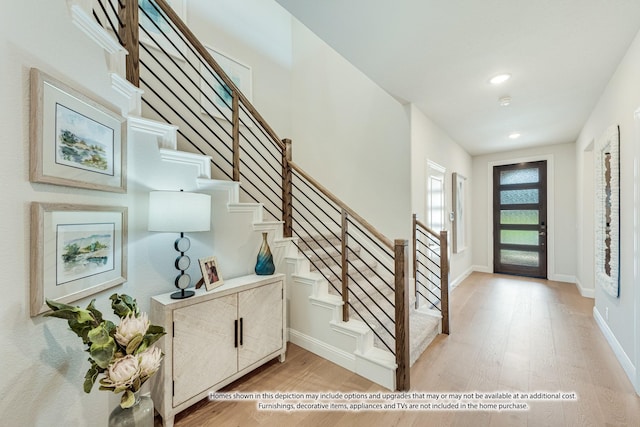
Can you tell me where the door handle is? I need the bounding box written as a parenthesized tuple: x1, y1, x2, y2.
(234, 319, 238, 348)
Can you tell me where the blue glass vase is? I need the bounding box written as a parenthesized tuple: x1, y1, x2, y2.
(255, 232, 275, 275)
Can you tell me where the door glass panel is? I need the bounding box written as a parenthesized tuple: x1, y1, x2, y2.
(500, 189, 539, 205)
(500, 168, 539, 185)
(501, 230, 539, 245)
(500, 210, 539, 225)
(429, 176, 444, 231)
(501, 250, 539, 267)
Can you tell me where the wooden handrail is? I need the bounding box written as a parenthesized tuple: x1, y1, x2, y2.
(149, 0, 285, 151)
(414, 217, 440, 240)
(113, 0, 412, 389)
(288, 161, 394, 250)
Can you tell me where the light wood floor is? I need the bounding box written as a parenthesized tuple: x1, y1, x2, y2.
(162, 273, 640, 426)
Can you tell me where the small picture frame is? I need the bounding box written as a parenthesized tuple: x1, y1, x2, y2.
(30, 68, 127, 193)
(199, 256, 224, 291)
(30, 203, 128, 316)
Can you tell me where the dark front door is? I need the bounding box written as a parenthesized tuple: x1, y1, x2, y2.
(493, 161, 547, 278)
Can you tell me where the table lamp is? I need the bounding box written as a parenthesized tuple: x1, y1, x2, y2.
(148, 190, 211, 299)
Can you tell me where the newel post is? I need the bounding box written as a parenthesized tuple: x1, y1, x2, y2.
(119, 0, 140, 87)
(394, 239, 410, 391)
(440, 230, 450, 335)
(282, 139, 292, 238)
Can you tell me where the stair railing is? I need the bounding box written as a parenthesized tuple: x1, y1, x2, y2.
(92, 0, 409, 390)
(413, 214, 449, 334)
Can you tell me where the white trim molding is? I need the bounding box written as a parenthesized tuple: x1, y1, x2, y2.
(574, 277, 595, 299)
(633, 107, 640, 394)
(593, 306, 636, 390)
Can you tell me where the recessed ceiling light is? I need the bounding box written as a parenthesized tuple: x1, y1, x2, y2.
(499, 96, 512, 107)
(490, 73, 511, 85)
(508, 132, 521, 139)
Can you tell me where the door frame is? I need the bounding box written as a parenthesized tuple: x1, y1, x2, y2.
(634, 107, 640, 395)
(486, 154, 556, 279)
(493, 161, 548, 278)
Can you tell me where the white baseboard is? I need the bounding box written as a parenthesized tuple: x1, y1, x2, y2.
(574, 277, 595, 299)
(472, 265, 492, 273)
(550, 273, 575, 283)
(288, 328, 355, 371)
(593, 307, 637, 388)
(450, 267, 473, 291)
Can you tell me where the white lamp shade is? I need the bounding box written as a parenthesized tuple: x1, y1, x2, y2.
(148, 191, 211, 232)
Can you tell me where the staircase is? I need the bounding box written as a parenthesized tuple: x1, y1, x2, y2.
(72, 0, 447, 391)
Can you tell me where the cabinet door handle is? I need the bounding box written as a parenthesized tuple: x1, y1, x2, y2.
(240, 317, 243, 346)
(234, 319, 238, 348)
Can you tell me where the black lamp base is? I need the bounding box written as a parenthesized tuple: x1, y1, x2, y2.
(170, 289, 195, 299)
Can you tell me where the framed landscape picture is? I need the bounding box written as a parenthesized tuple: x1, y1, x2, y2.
(200, 46, 252, 124)
(30, 68, 127, 193)
(138, 0, 187, 59)
(30, 203, 128, 316)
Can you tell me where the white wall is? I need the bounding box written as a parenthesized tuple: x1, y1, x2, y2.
(409, 105, 473, 286)
(471, 143, 577, 283)
(0, 1, 131, 424)
(188, 0, 292, 138)
(575, 27, 640, 391)
(290, 19, 412, 241)
(0, 0, 291, 424)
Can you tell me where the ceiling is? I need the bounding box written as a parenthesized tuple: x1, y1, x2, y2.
(275, 0, 640, 155)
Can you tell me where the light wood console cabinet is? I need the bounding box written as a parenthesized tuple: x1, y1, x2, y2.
(150, 274, 286, 427)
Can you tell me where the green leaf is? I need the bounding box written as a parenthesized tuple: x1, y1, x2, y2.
(87, 323, 111, 346)
(67, 318, 94, 343)
(83, 360, 101, 393)
(45, 299, 98, 342)
(44, 300, 95, 324)
(125, 334, 143, 355)
(139, 325, 166, 352)
(85, 299, 103, 324)
(103, 320, 116, 336)
(120, 390, 136, 409)
(89, 337, 116, 369)
(110, 294, 138, 318)
(132, 375, 141, 392)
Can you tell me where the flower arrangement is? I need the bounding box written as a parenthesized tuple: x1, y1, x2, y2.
(45, 294, 166, 408)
